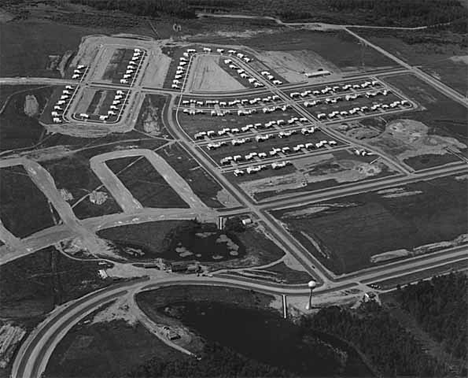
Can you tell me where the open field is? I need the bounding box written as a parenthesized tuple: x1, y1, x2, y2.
(337, 117, 467, 171)
(45, 318, 180, 378)
(97, 220, 284, 269)
(191, 29, 398, 73)
(352, 28, 468, 95)
(187, 54, 245, 92)
(0, 246, 111, 320)
(0, 165, 56, 238)
(380, 74, 468, 144)
(230, 149, 398, 202)
(98, 220, 246, 264)
(271, 174, 468, 274)
(0, 86, 54, 152)
(423, 57, 468, 97)
(158, 143, 229, 208)
(40, 154, 122, 220)
(106, 155, 189, 209)
(0, 85, 49, 111)
(134, 94, 172, 138)
(0, 20, 95, 77)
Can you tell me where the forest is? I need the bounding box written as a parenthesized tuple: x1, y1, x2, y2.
(304, 302, 449, 377)
(30, 0, 467, 30)
(396, 273, 467, 360)
(69, 0, 197, 19)
(127, 341, 296, 377)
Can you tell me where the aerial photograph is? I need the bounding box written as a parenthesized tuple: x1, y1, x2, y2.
(0, 0, 467, 377)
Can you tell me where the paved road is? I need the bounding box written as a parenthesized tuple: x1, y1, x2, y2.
(13, 247, 468, 378)
(0, 77, 76, 86)
(344, 28, 468, 107)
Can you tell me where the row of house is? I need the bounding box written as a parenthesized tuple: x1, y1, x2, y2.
(120, 48, 143, 85)
(290, 79, 381, 100)
(317, 99, 410, 120)
(225, 59, 264, 88)
(234, 160, 291, 176)
(260, 70, 283, 85)
(71, 64, 87, 80)
(51, 85, 76, 123)
(195, 115, 309, 141)
(173, 49, 196, 89)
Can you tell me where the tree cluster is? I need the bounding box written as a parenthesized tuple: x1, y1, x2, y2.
(396, 273, 467, 360)
(69, 0, 196, 19)
(127, 341, 296, 377)
(326, 0, 466, 27)
(303, 302, 449, 377)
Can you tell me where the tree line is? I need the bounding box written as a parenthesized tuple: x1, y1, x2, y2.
(69, 0, 197, 19)
(127, 341, 296, 377)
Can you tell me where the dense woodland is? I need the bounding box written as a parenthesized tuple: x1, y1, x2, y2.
(65, 0, 468, 31)
(396, 273, 467, 360)
(304, 302, 448, 377)
(127, 341, 296, 377)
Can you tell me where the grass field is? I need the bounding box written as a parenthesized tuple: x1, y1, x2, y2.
(260, 261, 313, 284)
(45, 318, 180, 378)
(97, 220, 284, 267)
(0, 85, 49, 111)
(271, 174, 468, 274)
(0, 246, 111, 320)
(97, 220, 246, 263)
(41, 155, 122, 220)
(0, 165, 56, 238)
(381, 74, 468, 144)
(403, 153, 462, 171)
(0, 20, 95, 77)
(0, 86, 54, 152)
(106, 155, 189, 209)
(192, 29, 397, 72)
(352, 28, 468, 95)
(158, 143, 226, 208)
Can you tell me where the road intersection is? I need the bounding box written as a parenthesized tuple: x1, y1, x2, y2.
(2, 25, 468, 378)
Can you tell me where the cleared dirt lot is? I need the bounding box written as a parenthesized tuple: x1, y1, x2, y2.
(186, 55, 245, 92)
(191, 29, 398, 74)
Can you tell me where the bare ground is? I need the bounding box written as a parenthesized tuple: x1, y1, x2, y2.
(185, 55, 245, 92)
